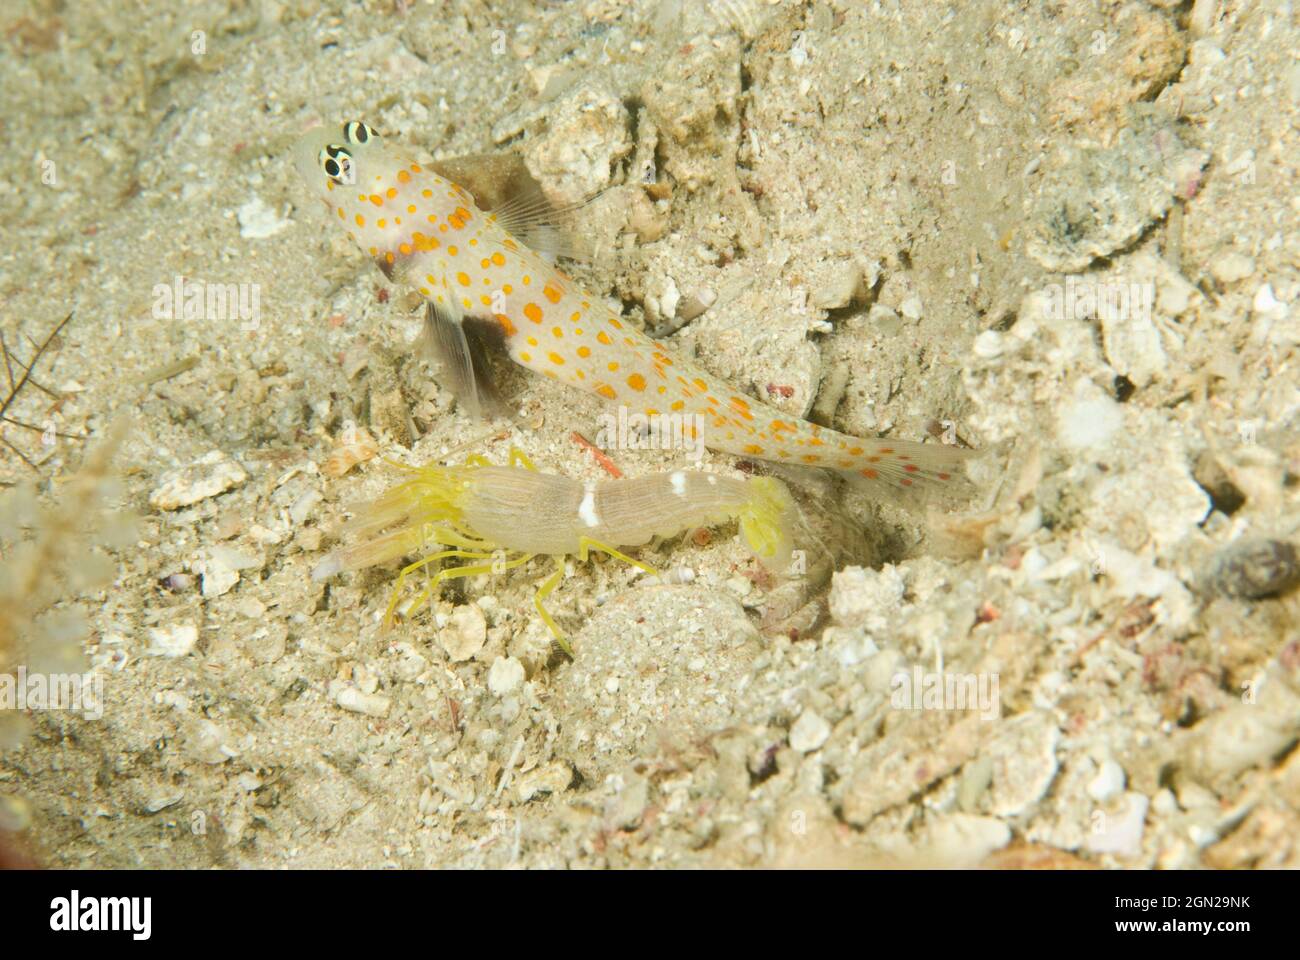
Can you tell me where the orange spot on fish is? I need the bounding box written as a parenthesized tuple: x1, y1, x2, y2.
(627, 373, 646, 391)
(524, 303, 543, 323)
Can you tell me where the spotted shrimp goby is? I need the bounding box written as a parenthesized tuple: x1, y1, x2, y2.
(293, 120, 973, 496)
(311, 447, 797, 652)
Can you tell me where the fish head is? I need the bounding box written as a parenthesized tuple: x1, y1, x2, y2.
(293, 120, 387, 199)
(292, 119, 474, 282)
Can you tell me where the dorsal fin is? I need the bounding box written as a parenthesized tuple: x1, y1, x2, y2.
(429, 152, 604, 262)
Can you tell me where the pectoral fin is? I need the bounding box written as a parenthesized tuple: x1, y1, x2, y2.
(420, 299, 505, 420)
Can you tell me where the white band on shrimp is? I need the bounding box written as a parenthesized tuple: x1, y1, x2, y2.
(578, 482, 600, 528)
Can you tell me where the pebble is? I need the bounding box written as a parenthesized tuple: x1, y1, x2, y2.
(0, 794, 33, 831)
(187, 719, 241, 764)
(1086, 759, 1127, 803)
(972, 330, 1005, 360)
(789, 709, 831, 753)
(1252, 283, 1286, 318)
(1085, 792, 1149, 858)
(236, 195, 291, 239)
(924, 814, 1011, 865)
(199, 545, 260, 598)
(329, 681, 391, 718)
(1210, 252, 1256, 285)
(440, 604, 487, 662)
(1099, 295, 1166, 387)
(1179, 670, 1300, 789)
(516, 761, 574, 803)
(984, 711, 1061, 818)
(1027, 117, 1206, 271)
(290, 488, 322, 526)
(149, 451, 247, 510)
(1207, 538, 1300, 599)
(487, 656, 526, 697)
(145, 623, 198, 658)
(143, 790, 184, 814)
(1056, 381, 1123, 451)
(828, 565, 905, 632)
(523, 82, 632, 206)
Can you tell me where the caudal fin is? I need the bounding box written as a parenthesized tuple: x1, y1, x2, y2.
(837, 437, 977, 502)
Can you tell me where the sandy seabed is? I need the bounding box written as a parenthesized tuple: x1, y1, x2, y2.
(1, 0, 1298, 869)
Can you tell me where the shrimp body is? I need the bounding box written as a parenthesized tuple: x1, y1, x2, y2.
(313, 449, 795, 650)
(462, 465, 790, 561)
(294, 121, 972, 496)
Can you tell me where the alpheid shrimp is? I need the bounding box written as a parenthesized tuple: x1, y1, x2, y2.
(313, 448, 797, 653)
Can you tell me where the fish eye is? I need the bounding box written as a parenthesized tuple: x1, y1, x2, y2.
(344, 121, 378, 145)
(318, 145, 354, 184)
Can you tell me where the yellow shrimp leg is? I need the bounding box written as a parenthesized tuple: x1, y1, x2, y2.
(385, 549, 497, 625)
(406, 552, 537, 624)
(508, 447, 538, 471)
(533, 556, 572, 656)
(465, 447, 535, 470)
(577, 536, 659, 577)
